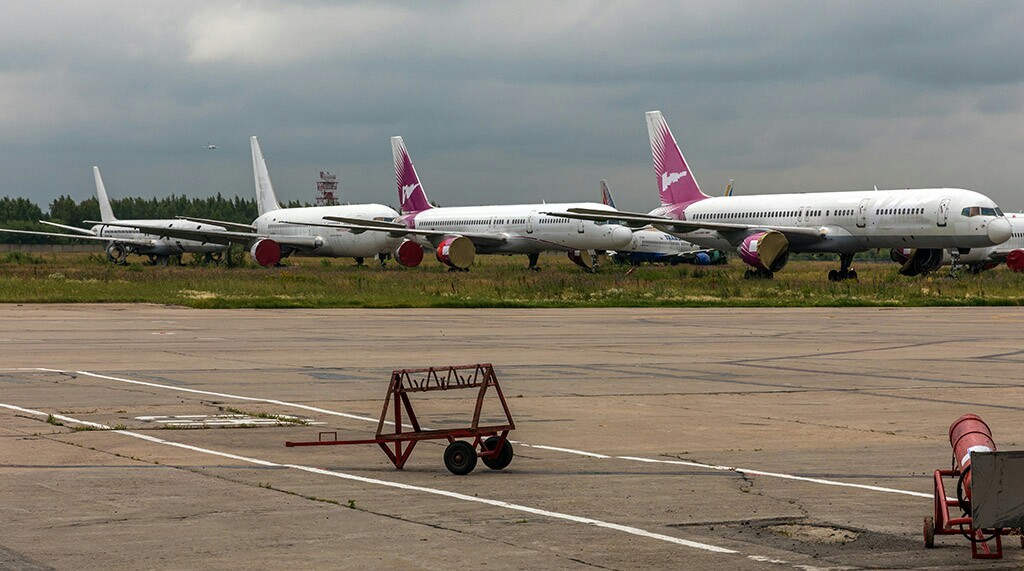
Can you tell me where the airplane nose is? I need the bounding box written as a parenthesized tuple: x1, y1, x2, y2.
(987, 217, 1011, 244)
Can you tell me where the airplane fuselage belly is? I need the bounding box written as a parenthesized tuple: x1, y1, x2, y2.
(412, 202, 629, 254)
(675, 188, 1007, 253)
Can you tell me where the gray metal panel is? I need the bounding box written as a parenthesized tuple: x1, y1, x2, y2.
(971, 450, 1024, 529)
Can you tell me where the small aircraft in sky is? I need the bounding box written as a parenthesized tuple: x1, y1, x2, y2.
(205, 144, 219, 150)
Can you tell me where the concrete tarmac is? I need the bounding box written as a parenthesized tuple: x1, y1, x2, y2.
(1, 305, 1023, 570)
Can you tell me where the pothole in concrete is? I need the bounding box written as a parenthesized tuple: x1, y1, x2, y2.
(136, 414, 324, 428)
(765, 523, 858, 544)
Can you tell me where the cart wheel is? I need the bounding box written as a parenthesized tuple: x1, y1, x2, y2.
(923, 516, 935, 548)
(481, 436, 514, 470)
(444, 441, 477, 475)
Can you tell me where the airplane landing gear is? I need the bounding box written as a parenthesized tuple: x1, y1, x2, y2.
(354, 257, 365, 266)
(378, 253, 389, 267)
(527, 252, 541, 271)
(828, 253, 858, 281)
(743, 268, 774, 279)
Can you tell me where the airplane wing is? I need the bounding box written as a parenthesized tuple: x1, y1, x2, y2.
(89, 220, 323, 249)
(0, 227, 156, 246)
(175, 216, 256, 232)
(290, 217, 508, 247)
(545, 208, 827, 240)
(39, 221, 98, 236)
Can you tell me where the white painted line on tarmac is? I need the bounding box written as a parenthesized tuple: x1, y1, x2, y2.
(617, 456, 933, 499)
(518, 444, 611, 458)
(73, 370, 383, 425)
(21, 368, 934, 501)
(0, 401, 738, 556)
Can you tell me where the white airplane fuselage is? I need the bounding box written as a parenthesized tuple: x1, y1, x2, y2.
(92, 219, 227, 256)
(261, 204, 401, 257)
(403, 202, 633, 254)
(654, 188, 1010, 253)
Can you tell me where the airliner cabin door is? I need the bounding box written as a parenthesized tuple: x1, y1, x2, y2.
(856, 198, 871, 228)
(937, 198, 951, 227)
(527, 212, 536, 234)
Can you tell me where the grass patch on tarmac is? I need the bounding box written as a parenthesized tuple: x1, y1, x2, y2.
(0, 251, 1021, 308)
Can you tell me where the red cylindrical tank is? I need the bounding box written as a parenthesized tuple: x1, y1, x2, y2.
(948, 414, 995, 501)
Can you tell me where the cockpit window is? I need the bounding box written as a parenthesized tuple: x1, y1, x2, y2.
(961, 206, 1001, 217)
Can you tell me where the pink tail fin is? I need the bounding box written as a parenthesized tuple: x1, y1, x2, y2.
(391, 136, 432, 214)
(646, 110, 708, 206)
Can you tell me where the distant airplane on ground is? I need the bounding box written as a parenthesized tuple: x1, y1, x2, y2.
(891, 212, 1024, 274)
(547, 110, 1012, 280)
(0, 167, 228, 265)
(599, 179, 725, 266)
(291, 136, 632, 271)
(96, 137, 404, 267)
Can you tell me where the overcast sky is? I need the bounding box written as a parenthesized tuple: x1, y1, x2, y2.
(2, 1, 1022, 214)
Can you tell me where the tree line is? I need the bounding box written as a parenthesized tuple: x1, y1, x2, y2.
(0, 195, 308, 243)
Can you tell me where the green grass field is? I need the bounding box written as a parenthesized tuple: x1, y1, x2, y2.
(0, 250, 1021, 308)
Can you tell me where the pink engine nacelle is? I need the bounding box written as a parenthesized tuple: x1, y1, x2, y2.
(393, 240, 424, 268)
(1007, 250, 1024, 272)
(739, 231, 789, 272)
(250, 238, 282, 267)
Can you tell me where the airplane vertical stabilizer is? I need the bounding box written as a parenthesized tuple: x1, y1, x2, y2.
(646, 111, 709, 206)
(251, 136, 282, 215)
(392, 136, 432, 215)
(93, 166, 117, 222)
(600, 179, 616, 208)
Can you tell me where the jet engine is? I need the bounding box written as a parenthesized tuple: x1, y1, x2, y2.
(896, 248, 943, 276)
(250, 238, 282, 267)
(105, 243, 128, 264)
(1006, 250, 1024, 272)
(739, 231, 789, 276)
(435, 236, 475, 270)
(610, 226, 633, 249)
(393, 240, 424, 268)
(567, 250, 596, 271)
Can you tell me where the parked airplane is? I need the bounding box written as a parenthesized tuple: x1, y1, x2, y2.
(0, 167, 228, 265)
(547, 111, 1012, 280)
(95, 137, 406, 267)
(293, 136, 632, 271)
(891, 212, 1024, 274)
(599, 179, 725, 266)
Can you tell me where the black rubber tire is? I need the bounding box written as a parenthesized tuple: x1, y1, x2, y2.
(848, 269, 858, 280)
(444, 440, 477, 475)
(828, 269, 839, 281)
(481, 436, 514, 470)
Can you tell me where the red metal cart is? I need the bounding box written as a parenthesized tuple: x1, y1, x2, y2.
(285, 363, 515, 475)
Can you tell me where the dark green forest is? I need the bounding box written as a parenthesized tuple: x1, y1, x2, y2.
(0, 195, 308, 243)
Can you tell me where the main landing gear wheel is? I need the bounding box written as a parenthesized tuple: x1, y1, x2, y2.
(444, 440, 477, 475)
(481, 436, 514, 470)
(829, 253, 858, 281)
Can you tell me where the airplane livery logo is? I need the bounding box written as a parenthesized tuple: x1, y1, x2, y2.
(661, 171, 687, 192)
(401, 183, 421, 205)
